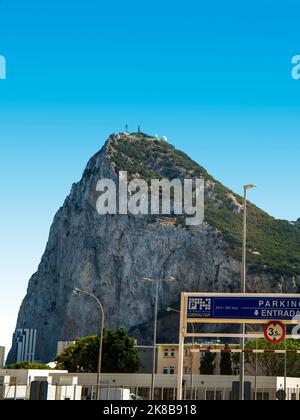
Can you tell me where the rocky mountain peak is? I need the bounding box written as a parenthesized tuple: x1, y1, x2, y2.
(7, 133, 300, 362)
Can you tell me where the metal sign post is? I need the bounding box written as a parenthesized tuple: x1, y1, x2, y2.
(177, 293, 185, 401)
(177, 292, 300, 400)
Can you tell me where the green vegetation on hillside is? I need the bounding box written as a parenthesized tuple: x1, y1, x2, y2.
(108, 135, 300, 279)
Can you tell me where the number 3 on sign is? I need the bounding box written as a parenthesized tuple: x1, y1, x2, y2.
(264, 321, 286, 344)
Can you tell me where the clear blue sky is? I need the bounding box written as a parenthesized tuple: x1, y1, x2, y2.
(0, 0, 300, 355)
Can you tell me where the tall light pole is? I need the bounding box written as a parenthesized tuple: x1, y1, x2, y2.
(167, 307, 196, 393)
(74, 288, 105, 401)
(284, 338, 287, 397)
(141, 276, 175, 400)
(245, 324, 259, 400)
(240, 184, 256, 401)
(279, 282, 287, 396)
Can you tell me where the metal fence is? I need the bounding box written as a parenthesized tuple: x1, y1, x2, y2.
(1, 384, 300, 400)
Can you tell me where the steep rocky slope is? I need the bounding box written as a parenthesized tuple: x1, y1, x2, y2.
(8, 133, 300, 362)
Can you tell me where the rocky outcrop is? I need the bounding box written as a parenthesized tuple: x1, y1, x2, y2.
(7, 134, 300, 362)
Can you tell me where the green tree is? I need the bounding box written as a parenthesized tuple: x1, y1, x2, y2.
(56, 328, 141, 373)
(101, 328, 140, 373)
(5, 362, 50, 369)
(200, 350, 216, 375)
(220, 345, 233, 375)
(245, 339, 300, 377)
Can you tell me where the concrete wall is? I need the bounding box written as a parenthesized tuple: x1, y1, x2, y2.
(1, 369, 300, 398)
(2, 369, 300, 390)
(66, 372, 293, 389)
(0, 369, 68, 385)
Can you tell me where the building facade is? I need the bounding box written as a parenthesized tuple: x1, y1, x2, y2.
(135, 346, 155, 374)
(156, 343, 244, 377)
(157, 344, 202, 376)
(136, 343, 230, 377)
(56, 341, 76, 356)
(9, 329, 37, 364)
(0, 346, 5, 368)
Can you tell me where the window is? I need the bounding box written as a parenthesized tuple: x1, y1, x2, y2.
(163, 367, 175, 375)
(163, 348, 176, 358)
(257, 392, 269, 401)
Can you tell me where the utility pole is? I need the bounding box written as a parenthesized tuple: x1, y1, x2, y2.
(73, 288, 105, 401)
(284, 338, 287, 397)
(140, 277, 175, 400)
(167, 307, 195, 396)
(239, 184, 256, 401)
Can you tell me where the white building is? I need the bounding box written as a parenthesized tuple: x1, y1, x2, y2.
(10, 329, 37, 363)
(0, 369, 82, 400)
(65, 372, 300, 401)
(56, 341, 76, 356)
(1, 369, 300, 400)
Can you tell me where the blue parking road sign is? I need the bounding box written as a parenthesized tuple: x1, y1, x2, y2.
(187, 295, 300, 323)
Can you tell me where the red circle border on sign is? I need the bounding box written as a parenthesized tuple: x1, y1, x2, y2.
(264, 320, 286, 344)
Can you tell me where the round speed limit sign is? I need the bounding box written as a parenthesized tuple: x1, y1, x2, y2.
(264, 321, 286, 344)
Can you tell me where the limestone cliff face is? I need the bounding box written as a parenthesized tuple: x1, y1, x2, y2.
(8, 133, 300, 362)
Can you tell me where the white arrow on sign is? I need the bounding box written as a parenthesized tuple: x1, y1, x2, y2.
(254, 310, 260, 316)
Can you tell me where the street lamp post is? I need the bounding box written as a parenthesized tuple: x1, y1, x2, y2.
(245, 325, 259, 400)
(141, 277, 175, 400)
(74, 288, 105, 401)
(284, 339, 287, 396)
(167, 307, 196, 395)
(240, 184, 256, 401)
